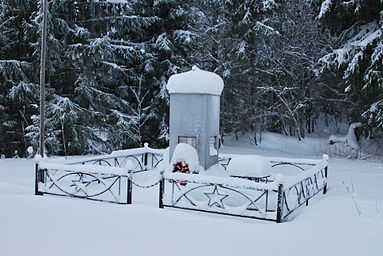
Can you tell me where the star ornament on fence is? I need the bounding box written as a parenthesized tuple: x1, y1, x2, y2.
(204, 186, 228, 208)
(71, 174, 91, 194)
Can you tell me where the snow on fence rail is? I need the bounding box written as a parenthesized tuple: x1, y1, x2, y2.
(67, 143, 164, 172)
(160, 155, 329, 223)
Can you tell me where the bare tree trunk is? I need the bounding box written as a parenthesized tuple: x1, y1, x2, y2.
(281, 118, 288, 136)
(252, 130, 257, 146)
(274, 91, 302, 140)
(299, 114, 305, 139)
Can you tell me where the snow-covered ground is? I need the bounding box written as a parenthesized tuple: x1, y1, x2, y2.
(1, 133, 383, 256)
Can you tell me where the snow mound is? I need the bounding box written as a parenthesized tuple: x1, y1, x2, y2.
(205, 163, 229, 178)
(328, 122, 361, 151)
(227, 155, 271, 177)
(168, 143, 200, 173)
(166, 65, 224, 95)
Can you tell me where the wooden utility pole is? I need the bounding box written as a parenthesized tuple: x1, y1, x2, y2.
(39, 0, 48, 157)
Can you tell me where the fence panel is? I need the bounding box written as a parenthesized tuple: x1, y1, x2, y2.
(161, 173, 281, 221)
(34, 150, 328, 223)
(281, 163, 328, 219)
(35, 161, 131, 204)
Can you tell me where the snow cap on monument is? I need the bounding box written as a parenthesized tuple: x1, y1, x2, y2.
(166, 65, 224, 96)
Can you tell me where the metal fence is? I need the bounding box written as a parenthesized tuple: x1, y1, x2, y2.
(159, 174, 280, 221)
(35, 163, 131, 204)
(35, 145, 164, 204)
(280, 163, 328, 220)
(35, 149, 328, 223)
(160, 155, 329, 223)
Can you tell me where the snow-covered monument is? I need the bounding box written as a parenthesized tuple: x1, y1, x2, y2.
(166, 66, 224, 170)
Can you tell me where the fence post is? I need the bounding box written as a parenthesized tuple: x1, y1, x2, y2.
(144, 153, 148, 168)
(127, 170, 132, 204)
(35, 163, 43, 196)
(323, 166, 328, 194)
(159, 177, 164, 209)
(276, 183, 284, 223)
(143, 142, 149, 170)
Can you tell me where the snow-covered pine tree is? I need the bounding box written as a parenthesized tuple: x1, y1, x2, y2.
(186, 0, 281, 141)
(253, 0, 329, 140)
(0, 0, 39, 157)
(316, 0, 383, 131)
(56, 0, 150, 153)
(218, 0, 330, 141)
(140, 0, 196, 148)
(21, 0, 133, 154)
(25, 0, 196, 154)
(192, 0, 319, 141)
(23, 0, 95, 155)
(224, 0, 282, 142)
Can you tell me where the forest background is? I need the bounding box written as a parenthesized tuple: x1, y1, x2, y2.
(0, 0, 382, 157)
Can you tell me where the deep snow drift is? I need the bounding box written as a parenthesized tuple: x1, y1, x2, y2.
(0, 133, 382, 256)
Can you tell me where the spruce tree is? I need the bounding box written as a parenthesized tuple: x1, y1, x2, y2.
(317, 0, 383, 130)
(0, 0, 39, 157)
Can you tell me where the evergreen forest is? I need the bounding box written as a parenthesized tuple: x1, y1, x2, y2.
(0, 0, 382, 157)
